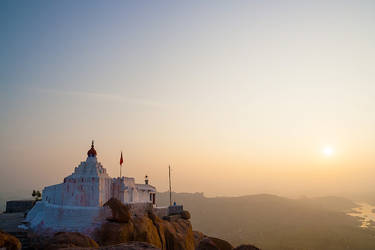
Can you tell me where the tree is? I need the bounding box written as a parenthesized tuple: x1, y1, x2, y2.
(32, 190, 41, 201)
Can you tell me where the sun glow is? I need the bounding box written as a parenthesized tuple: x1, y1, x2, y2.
(323, 146, 334, 156)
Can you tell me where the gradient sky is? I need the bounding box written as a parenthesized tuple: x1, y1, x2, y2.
(1, 1, 375, 198)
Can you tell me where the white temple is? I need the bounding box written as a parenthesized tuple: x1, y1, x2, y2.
(42, 141, 156, 207)
(25, 142, 158, 233)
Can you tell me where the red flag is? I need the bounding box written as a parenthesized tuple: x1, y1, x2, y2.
(120, 152, 123, 165)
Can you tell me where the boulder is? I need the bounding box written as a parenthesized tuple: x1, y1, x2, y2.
(234, 245, 261, 250)
(64, 241, 160, 249)
(133, 216, 163, 249)
(94, 210, 195, 250)
(103, 198, 131, 223)
(197, 237, 219, 250)
(0, 230, 21, 250)
(180, 210, 191, 220)
(95, 214, 162, 248)
(193, 231, 206, 248)
(197, 237, 233, 250)
(208, 237, 233, 250)
(99, 242, 161, 249)
(44, 232, 99, 249)
(160, 218, 195, 250)
(95, 221, 135, 246)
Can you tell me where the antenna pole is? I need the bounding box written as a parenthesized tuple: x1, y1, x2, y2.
(169, 165, 172, 206)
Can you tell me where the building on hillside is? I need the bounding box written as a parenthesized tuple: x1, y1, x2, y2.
(24, 141, 185, 234)
(42, 141, 156, 207)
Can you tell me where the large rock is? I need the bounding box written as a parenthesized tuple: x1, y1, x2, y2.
(64, 242, 160, 249)
(159, 218, 195, 250)
(197, 237, 233, 250)
(233, 245, 261, 250)
(44, 232, 99, 249)
(95, 221, 135, 246)
(94, 210, 195, 250)
(180, 210, 191, 220)
(0, 230, 21, 250)
(103, 198, 131, 223)
(196, 237, 216, 250)
(208, 237, 233, 250)
(133, 216, 163, 248)
(193, 231, 206, 248)
(99, 242, 161, 249)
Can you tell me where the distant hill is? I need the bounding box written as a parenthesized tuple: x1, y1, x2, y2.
(156, 192, 375, 250)
(298, 195, 357, 212)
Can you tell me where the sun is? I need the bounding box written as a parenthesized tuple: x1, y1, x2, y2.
(323, 146, 333, 156)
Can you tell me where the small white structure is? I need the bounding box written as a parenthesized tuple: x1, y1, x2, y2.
(26, 142, 157, 234)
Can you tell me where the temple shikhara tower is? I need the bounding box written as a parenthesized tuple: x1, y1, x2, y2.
(25, 141, 161, 233)
(43, 141, 156, 207)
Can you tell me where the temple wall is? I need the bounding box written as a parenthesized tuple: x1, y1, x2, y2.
(43, 184, 63, 205)
(111, 180, 124, 203)
(137, 190, 153, 203)
(44, 179, 101, 207)
(98, 177, 112, 206)
(43, 178, 154, 207)
(168, 205, 184, 215)
(26, 201, 156, 235)
(26, 201, 111, 235)
(126, 202, 153, 217)
(153, 206, 168, 218)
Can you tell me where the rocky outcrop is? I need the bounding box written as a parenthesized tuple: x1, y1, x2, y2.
(196, 237, 233, 250)
(133, 215, 163, 248)
(64, 242, 160, 250)
(98, 242, 160, 249)
(44, 232, 99, 249)
(0, 230, 21, 250)
(234, 245, 260, 250)
(159, 217, 195, 250)
(197, 237, 220, 250)
(95, 214, 194, 250)
(103, 198, 131, 223)
(94, 201, 194, 250)
(193, 231, 206, 248)
(180, 210, 191, 220)
(95, 221, 136, 246)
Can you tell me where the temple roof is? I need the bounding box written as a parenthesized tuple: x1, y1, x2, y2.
(87, 140, 97, 157)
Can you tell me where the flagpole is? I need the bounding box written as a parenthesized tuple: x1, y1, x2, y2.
(120, 151, 123, 177)
(169, 165, 172, 206)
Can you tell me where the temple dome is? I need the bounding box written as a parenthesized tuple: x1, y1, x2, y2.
(87, 141, 97, 157)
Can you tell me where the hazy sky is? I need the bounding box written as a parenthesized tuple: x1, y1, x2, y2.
(1, 1, 375, 198)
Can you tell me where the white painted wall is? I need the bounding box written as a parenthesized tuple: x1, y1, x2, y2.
(41, 154, 156, 208)
(26, 201, 111, 235)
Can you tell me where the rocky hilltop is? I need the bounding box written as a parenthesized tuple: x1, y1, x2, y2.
(16, 198, 259, 250)
(0, 230, 22, 250)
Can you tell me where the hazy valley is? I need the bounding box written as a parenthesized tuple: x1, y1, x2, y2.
(157, 192, 375, 250)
